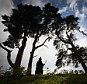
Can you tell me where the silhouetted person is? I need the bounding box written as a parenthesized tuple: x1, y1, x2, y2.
(35, 57, 45, 75)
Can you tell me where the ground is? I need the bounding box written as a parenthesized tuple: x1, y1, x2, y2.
(0, 74, 87, 84)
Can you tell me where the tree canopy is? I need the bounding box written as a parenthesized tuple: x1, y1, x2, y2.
(1, 3, 60, 75)
(53, 15, 87, 73)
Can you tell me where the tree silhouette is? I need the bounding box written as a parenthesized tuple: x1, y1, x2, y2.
(1, 3, 60, 75)
(54, 15, 87, 73)
(1, 4, 45, 70)
(0, 43, 14, 68)
(27, 3, 59, 75)
(1, 4, 34, 69)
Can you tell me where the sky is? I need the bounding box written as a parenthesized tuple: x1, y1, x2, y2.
(0, 0, 87, 74)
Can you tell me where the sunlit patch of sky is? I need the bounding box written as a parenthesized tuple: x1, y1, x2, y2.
(61, 9, 75, 17)
(77, 0, 84, 13)
(81, 16, 87, 29)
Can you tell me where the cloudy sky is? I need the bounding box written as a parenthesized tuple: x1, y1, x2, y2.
(0, 0, 87, 74)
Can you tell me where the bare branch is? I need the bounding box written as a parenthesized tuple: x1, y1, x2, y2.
(33, 55, 37, 58)
(44, 45, 49, 48)
(0, 43, 14, 68)
(0, 43, 12, 52)
(35, 37, 50, 49)
(78, 29, 87, 37)
(57, 34, 69, 44)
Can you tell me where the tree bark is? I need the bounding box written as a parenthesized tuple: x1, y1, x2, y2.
(27, 35, 49, 75)
(27, 34, 38, 75)
(14, 34, 27, 68)
(0, 34, 27, 69)
(7, 51, 14, 68)
(0, 43, 14, 68)
(27, 49, 35, 75)
(78, 55, 87, 73)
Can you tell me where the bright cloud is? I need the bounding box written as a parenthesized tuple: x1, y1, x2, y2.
(58, 6, 68, 13)
(75, 9, 85, 23)
(12, 0, 48, 7)
(82, 6, 87, 15)
(67, 0, 77, 10)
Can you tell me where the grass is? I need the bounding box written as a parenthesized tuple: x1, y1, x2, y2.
(0, 74, 87, 84)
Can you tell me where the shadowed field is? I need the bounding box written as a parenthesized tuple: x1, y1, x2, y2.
(0, 74, 87, 84)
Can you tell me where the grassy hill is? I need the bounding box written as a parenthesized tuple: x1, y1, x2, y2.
(0, 74, 87, 84)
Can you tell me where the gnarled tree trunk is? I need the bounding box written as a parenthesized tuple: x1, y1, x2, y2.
(0, 43, 14, 68)
(0, 32, 27, 69)
(14, 34, 27, 68)
(78, 56, 87, 73)
(27, 33, 38, 75)
(27, 32, 49, 75)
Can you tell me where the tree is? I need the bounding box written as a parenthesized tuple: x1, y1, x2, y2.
(27, 3, 59, 75)
(1, 4, 34, 69)
(1, 3, 60, 75)
(0, 43, 14, 68)
(53, 15, 87, 73)
(1, 4, 45, 70)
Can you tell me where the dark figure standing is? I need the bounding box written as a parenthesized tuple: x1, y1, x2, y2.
(35, 57, 45, 75)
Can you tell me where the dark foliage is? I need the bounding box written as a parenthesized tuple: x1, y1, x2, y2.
(1, 3, 60, 75)
(53, 14, 87, 73)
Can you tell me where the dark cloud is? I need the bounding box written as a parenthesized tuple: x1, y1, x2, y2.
(0, 0, 13, 13)
(12, 0, 22, 6)
(50, 0, 67, 8)
(0, 0, 13, 42)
